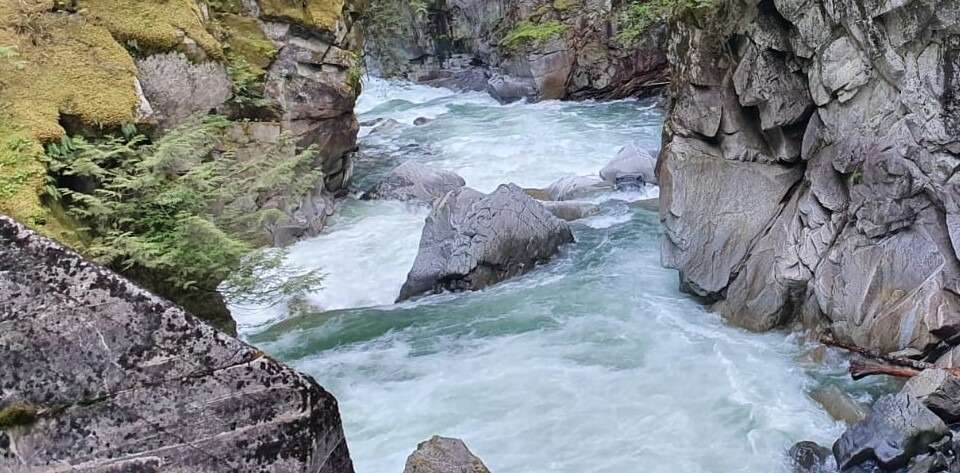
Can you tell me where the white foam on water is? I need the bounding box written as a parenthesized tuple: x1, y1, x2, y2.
(232, 78, 856, 473)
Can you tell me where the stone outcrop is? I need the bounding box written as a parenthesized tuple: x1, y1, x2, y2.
(402, 436, 491, 473)
(0, 215, 354, 472)
(398, 183, 574, 301)
(600, 143, 658, 187)
(361, 0, 669, 101)
(362, 162, 466, 204)
(658, 0, 960, 359)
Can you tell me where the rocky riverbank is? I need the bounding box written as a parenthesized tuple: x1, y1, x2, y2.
(361, 0, 669, 102)
(658, 0, 960, 470)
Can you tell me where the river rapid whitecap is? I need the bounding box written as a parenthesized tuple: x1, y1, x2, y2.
(229, 77, 881, 473)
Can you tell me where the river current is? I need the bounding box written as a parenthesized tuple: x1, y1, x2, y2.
(230, 78, 884, 473)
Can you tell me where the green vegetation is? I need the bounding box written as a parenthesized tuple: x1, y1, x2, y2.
(257, 0, 346, 31)
(617, 0, 713, 44)
(78, 0, 224, 59)
(226, 55, 270, 109)
(43, 116, 323, 307)
(0, 402, 39, 429)
(501, 20, 567, 50)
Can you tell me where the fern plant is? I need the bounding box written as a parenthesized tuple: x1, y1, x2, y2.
(43, 115, 323, 307)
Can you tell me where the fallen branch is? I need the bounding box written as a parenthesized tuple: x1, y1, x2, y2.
(820, 335, 960, 380)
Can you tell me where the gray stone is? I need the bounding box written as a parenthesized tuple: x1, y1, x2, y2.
(486, 73, 537, 104)
(833, 394, 948, 470)
(540, 201, 601, 221)
(403, 436, 490, 473)
(600, 144, 658, 186)
(363, 162, 466, 204)
(810, 385, 868, 425)
(397, 184, 574, 301)
(788, 441, 835, 473)
(903, 369, 960, 423)
(545, 175, 614, 201)
(659, 136, 803, 297)
(136, 53, 231, 130)
(0, 215, 354, 473)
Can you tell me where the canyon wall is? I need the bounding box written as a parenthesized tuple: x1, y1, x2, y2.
(0, 215, 354, 472)
(0, 0, 365, 329)
(658, 0, 960, 361)
(362, 0, 668, 101)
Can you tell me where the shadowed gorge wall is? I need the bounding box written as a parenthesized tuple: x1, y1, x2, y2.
(658, 0, 960, 360)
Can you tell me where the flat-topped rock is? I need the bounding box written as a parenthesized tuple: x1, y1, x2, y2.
(0, 215, 354, 473)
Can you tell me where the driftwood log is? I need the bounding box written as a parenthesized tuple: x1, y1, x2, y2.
(819, 336, 960, 380)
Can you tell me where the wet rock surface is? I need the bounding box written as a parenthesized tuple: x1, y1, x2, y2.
(402, 436, 491, 473)
(0, 215, 354, 472)
(600, 143, 658, 186)
(398, 183, 574, 301)
(363, 162, 466, 204)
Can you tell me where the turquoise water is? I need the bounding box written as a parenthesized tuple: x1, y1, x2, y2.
(231, 78, 884, 473)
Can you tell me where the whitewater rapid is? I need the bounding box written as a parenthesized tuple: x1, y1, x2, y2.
(231, 78, 885, 473)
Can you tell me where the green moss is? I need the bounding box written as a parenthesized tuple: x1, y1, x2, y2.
(553, 0, 579, 12)
(218, 13, 278, 73)
(258, 0, 346, 32)
(501, 20, 566, 50)
(79, 0, 223, 59)
(617, 0, 714, 44)
(0, 402, 39, 429)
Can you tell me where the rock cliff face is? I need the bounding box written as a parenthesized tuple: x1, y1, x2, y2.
(658, 0, 960, 361)
(362, 0, 668, 101)
(0, 214, 354, 472)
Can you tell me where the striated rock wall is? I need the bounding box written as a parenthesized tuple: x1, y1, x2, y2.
(362, 0, 668, 101)
(658, 0, 960, 360)
(0, 214, 354, 472)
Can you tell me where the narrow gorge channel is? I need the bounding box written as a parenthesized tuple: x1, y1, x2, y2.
(230, 79, 883, 473)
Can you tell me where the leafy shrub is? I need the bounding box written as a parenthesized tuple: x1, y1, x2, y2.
(43, 116, 322, 307)
(501, 20, 567, 50)
(616, 0, 713, 44)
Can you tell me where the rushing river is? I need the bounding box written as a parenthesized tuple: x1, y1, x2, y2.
(231, 78, 887, 473)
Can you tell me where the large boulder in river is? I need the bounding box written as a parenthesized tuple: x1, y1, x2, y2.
(0, 215, 354, 472)
(397, 184, 574, 301)
(363, 162, 466, 204)
(403, 436, 491, 473)
(903, 369, 960, 423)
(600, 143, 658, 186)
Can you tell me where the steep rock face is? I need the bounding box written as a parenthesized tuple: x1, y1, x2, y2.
(658, 0, 960, 357)
(362, 0, 668, 101)
(0, 215, 354, 472)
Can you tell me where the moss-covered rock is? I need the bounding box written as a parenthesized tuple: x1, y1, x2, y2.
(79, 0, 224, 59)
(218, 13, 278, 73)
(258, 0, 346, 32)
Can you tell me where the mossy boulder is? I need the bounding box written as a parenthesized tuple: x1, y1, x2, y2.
(257, 0, 346, 32)
(79, 0, 224, 59)
(219, 13, 278, 73)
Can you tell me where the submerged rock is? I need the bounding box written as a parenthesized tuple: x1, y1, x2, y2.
(0, 215, 354, 472)
(540, 201, 601, 221)
(810, 385, 868, 425)
(403, 436, 491, 473)
(363, 162, 466, 204)
(398, 184, 574, 301)
(600, 143, 658, 186)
